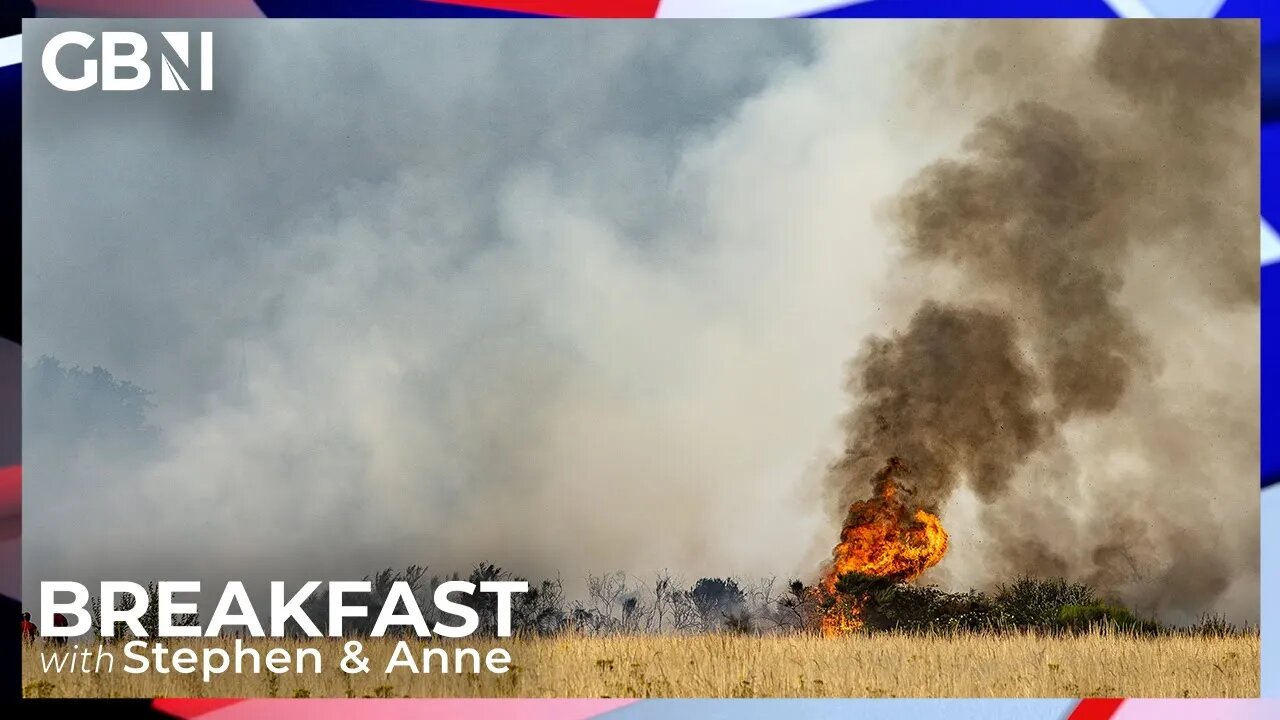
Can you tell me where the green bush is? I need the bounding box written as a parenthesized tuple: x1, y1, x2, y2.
(831, 573, 1011, 633)
(928, 588, 1010, 632)
(826, 572, 1170, 636)
(994, 576, 1096, 629)
(1055, 603, 1162, 635)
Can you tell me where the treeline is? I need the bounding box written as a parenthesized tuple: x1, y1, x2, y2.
(289, 565, 793, 638)
(822, 573, 1249, 637)
(85, 566, 1252, 640)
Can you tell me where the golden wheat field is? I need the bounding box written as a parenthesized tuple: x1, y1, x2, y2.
(21, 630, 1258, 699)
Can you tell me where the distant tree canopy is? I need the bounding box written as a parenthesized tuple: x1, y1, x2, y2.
(24, 354, 157, 449)
(286, 563, 571, 639)
(689, 577, 748, 632)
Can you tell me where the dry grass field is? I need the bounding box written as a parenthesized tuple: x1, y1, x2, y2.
(22, 629, 1259, 699)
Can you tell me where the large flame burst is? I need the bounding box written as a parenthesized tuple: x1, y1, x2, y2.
(818, 457, 949, 636)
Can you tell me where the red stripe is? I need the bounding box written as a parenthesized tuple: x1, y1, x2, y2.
(157, 697, 1129, 718)
(152, 699, 637, 718)
(0, 465, 18, 526)
(1067, 698, 1125, 720)
(429, 0, 662, 17)
(36, 0, 655, 15)
(153, 699, 245, 718)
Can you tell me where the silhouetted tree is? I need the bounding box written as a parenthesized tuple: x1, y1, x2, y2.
(25, 355, 157, 449)
(511, 578, 567, 636)
(689, 577, 746, 631)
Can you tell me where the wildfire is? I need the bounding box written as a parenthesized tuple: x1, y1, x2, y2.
(818, 456, 949, 636)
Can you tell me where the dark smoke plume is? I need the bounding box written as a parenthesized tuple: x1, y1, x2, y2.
(824, 20, 1258, 621)
(831, 300, 1045, 510)
(895, 101, 1149, 418)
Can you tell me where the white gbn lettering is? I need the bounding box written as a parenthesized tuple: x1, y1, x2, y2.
(41, 30, 213, 92)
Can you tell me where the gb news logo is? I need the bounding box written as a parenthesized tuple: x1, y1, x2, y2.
(41, 31, 213, 92)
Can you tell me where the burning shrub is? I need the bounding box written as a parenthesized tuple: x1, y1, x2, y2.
(822, 458, 948, 594)
(816, 458, 950, 635)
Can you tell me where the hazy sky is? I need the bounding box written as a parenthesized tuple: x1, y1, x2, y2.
(22, 20, 930, 596)
(21, 20, 1259, 624)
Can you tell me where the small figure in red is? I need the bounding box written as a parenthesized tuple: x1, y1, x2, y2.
(19, 611, 36, 644)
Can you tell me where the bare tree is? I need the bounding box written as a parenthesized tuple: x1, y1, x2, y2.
(668, 584, 700, 633)
(740, 575, 787, 633)
(512, 577, 568, 636)
(585, 571, 630, 632)
(650, 571, 674, 633)
(776, 579, 823, 634)
(287, 565, 429, 637)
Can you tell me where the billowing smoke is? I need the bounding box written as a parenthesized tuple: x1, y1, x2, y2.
(830, 300, 1045, 510)
(824, 20, 1259, 622)
(22, 21, 1257, 625)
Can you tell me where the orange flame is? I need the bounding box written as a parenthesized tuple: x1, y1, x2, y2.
(818, 457, 949, 636)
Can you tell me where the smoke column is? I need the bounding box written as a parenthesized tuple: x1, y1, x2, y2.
(823, 21, 1259, 622)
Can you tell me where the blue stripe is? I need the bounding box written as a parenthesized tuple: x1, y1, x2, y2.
(1266, 124, 1278, 235)
(1264, 44, 1280, 124)
(1215, 0, 1262, 19)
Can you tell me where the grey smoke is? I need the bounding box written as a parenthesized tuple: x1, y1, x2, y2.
(825, 20, 1258, 623)
(20, 20, 1258, 625)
